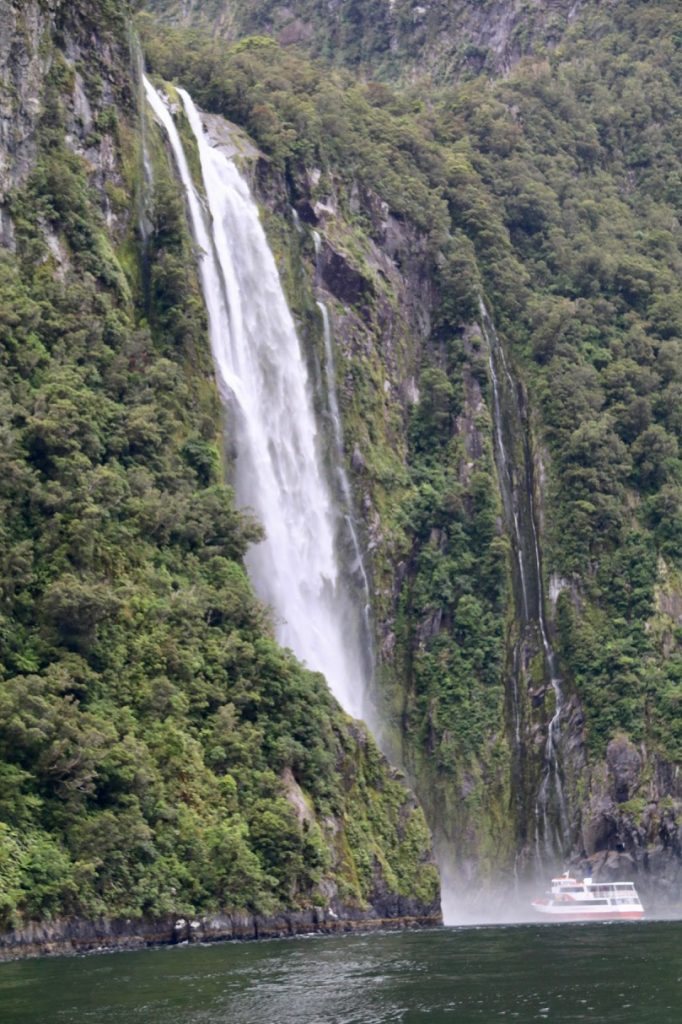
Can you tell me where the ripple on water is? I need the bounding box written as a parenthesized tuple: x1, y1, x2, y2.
(1, 921, 681, 1024)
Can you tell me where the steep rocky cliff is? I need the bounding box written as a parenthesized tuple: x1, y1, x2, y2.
(0, 0, 440, 951)
(144, 0, 589, 80)
(0, 0, 679, 946)
(141, 1, 682, 911)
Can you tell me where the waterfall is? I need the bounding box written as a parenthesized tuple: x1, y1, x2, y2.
(133, 46, 154, 244)
(144, 78, 368, 719)
(310, 228, 373, 652)
(316, 300, 374, 659)
(479, 300, 569, 863)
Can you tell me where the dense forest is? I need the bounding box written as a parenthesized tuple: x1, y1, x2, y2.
(0, 0, 438, 937)
(141, 0, 682, 891)
(0, 0, 680, 942)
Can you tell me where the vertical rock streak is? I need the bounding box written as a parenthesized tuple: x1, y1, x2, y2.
(479, 301, 569, 862)
(144, 78, 367, 718)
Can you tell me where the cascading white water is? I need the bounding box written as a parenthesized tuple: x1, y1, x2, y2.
(144, 78, 368, 719)
(311, 231, 372, 619)
(134, 47, 154, 243)
(317, 300, 373, 650)
(479, 300, 568, 861)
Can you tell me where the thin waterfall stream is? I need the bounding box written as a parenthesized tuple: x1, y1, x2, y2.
(316, 300, 374, 654)
(144, 79, 369, 719)
(311, 229, 374, 670)
(479, 300, 569, 863)
(136, 52, 154, 243)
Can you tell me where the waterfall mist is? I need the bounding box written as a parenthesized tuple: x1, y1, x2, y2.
(144, 78, 369, 720)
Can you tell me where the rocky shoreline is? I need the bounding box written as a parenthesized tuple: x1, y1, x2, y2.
(0, 900, 442, 961)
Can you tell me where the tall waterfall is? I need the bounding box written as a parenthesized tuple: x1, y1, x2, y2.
(144, 78, 368, 719)
(479, 301, 569, 863)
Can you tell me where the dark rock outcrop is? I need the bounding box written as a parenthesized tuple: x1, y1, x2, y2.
(318, 241, 374, 311)
(0, 898, 442, 961)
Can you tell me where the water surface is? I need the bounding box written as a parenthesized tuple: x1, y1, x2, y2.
(1, 921, 680, 1023)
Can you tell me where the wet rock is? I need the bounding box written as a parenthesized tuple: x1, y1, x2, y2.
(319, 243, 373, 310)
(351, 443, 366, 472)
(607, 735, 642, 803)
(294, 199, 318, 225)
(583, 802, 617, 855)
(0, 899, 442, 960)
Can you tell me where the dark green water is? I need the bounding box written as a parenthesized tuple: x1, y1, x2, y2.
(1, 921, 680, 1024)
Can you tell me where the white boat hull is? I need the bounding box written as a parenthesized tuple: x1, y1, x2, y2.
(532, 900, 644, 922)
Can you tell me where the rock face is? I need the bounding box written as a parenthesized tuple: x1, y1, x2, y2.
(0, 0, 442, 954)
(0, 899, 441, 960)
(607, 736, 642, 805)
(319, 241, 374, 311)
(576, 742, 682, 906)
(145, 0, 588, 79)
(237, 95, 682, 904)
(0, 2, 43, 205)
(0, 0, 50, 246)
(0, 0, 133, 246)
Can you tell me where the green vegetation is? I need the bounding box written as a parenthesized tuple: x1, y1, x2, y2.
(0, 3, 438, 931)
(139, 21, 511, 867)
(454, 5, 682, 757)
(141, 1, 682, 863)
(2, 0, 681, 928)
(143, 0, 581, 82)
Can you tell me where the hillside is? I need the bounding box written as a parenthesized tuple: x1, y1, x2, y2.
(140, 0, 682, 903)
(144, 0, 590, 81)
(0, 0, 680, 948)
(0, 0, 439, 949)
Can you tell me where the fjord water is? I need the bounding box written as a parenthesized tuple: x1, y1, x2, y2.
(2, 922, 680, 1023)
(144, 79, 368, 718)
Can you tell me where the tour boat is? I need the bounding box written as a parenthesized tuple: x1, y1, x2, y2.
(532, 872, 644, 921)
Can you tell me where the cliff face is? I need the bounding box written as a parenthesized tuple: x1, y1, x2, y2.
(141, 1, 682, 910)
(254, 156, 515, 885)
(0, 0, 440, 945)
(1, 0, 680, 942)
(0, 0, 134, 245)
(144, 0, 589, 80)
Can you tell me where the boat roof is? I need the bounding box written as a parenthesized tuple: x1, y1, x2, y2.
(550, 877, 637, 889)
